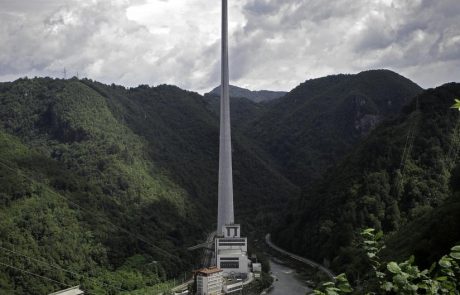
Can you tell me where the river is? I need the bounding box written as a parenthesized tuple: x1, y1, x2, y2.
(265, 258, 311, 295)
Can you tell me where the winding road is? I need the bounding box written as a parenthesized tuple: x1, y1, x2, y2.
(265, 234, 335, 280)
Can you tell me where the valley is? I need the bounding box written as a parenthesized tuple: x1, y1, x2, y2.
(0, 71, 459, 294)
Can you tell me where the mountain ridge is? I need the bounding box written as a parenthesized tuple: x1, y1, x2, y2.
(207, 84, 287, 103)
(1, 71, 457, 294)
(242, 69, 424, 187)
(273, 82, 460, 276)
(0, 77, 298, 294)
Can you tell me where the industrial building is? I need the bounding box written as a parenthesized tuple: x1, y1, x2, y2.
(215, 224, 249, 276)
(192, 1, 252, 293)
(194, 267, 223, 295)
(214, 0, 250, 280)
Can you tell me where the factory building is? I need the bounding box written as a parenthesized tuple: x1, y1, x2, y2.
(195, 267, 223, 295)
(215, 224, 249, 276)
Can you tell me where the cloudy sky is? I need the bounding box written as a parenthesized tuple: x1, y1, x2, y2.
(0, 0, 459, 93)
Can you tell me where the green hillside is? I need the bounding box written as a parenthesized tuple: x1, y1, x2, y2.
(244, 70, 423, 186)
(81, 80, 298, 220)
(2, 73, 458, 294)
(0, 77, 298, 294)
(203, 93, 265, 128)
(207, 85, 286, 103)
(273, 83, 460, 276)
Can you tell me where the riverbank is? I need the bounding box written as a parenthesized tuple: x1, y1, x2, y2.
(265, 234, 335, 280)
(264, 257, 312, 295)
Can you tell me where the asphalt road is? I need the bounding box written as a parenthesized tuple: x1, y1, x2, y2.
(265, 233, 335, 280)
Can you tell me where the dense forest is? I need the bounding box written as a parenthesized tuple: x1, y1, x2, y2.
(242, 70, 423, 186)
(207, 85, 286, 103)
(0, 77, 296, 294)
(1, 70, 459, 293)
(273, 82, 460, 278)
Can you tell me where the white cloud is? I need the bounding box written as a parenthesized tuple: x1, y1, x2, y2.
(0, 0, 459, 93)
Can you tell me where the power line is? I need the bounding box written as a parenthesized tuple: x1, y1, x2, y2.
(398, 97, 421, 192)
(0, 245, 130, 294)
(0, 159, 175, 259)
(0, 260, 73, 289)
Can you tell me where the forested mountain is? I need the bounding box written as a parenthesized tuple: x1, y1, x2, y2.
(243, 70, 423, 186)
(207, 85, 287, 103)
(203, 94, 265, 128)
(272, 83, 460, 276)
(0, 77, 297, 294)
(1, 71, 458, 294)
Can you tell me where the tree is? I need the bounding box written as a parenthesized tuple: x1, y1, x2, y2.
(314, 229, 460, 295)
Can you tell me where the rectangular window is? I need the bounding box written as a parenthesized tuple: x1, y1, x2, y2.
(220, 261, 239, 268)
(218, 239, 246, 243)
(218, 243, 246, 246)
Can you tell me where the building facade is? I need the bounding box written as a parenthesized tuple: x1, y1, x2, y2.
(215, 224, 249, 276)
(195, 267, 223, 295)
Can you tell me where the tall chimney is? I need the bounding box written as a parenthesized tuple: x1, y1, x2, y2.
(217, 0, 234, 234)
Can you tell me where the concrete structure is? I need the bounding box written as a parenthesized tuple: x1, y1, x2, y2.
(48, 286, 84, 295)
(223, 281, 242, 294)
(252, 263, 262, 278)
(217, 0, 234, 235)
(215, 0, 250, 279)
(215, 224, 249, 276)
(195, 267, 223, 295)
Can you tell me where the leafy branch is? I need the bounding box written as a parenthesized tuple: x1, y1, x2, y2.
(313, 229, 460, 294)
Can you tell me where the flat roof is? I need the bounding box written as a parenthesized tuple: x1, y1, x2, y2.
(194, 266, 223, 276)
(48, 286, 84, 295)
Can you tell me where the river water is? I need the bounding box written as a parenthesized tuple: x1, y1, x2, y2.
(265, 258, 311, 295)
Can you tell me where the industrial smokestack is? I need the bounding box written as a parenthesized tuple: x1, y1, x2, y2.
(217, 0, 234, 234)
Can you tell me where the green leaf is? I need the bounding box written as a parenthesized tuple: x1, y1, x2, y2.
(362, 228, 375, 236)
(451, 99, 460, 110)
(450, 245, 460, 260)
(382, 282, 393, 291)
(449, 252, 460, 259)
(338, 284, 352, 293)
(325, 289, 339, 295)
(418, 282, 428, 290)
(335, 273, 348, 282)
(439, 256, 452, 268)
(387, 262, 401, 274)
(409, 284, 418, 291)
(334, 274, 352, 293)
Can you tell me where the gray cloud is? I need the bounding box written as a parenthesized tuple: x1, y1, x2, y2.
(0, 0, 459, 93)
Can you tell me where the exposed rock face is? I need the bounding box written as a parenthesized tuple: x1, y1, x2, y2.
(348, 94, 382, 136)
(355, 114, 381, 135)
